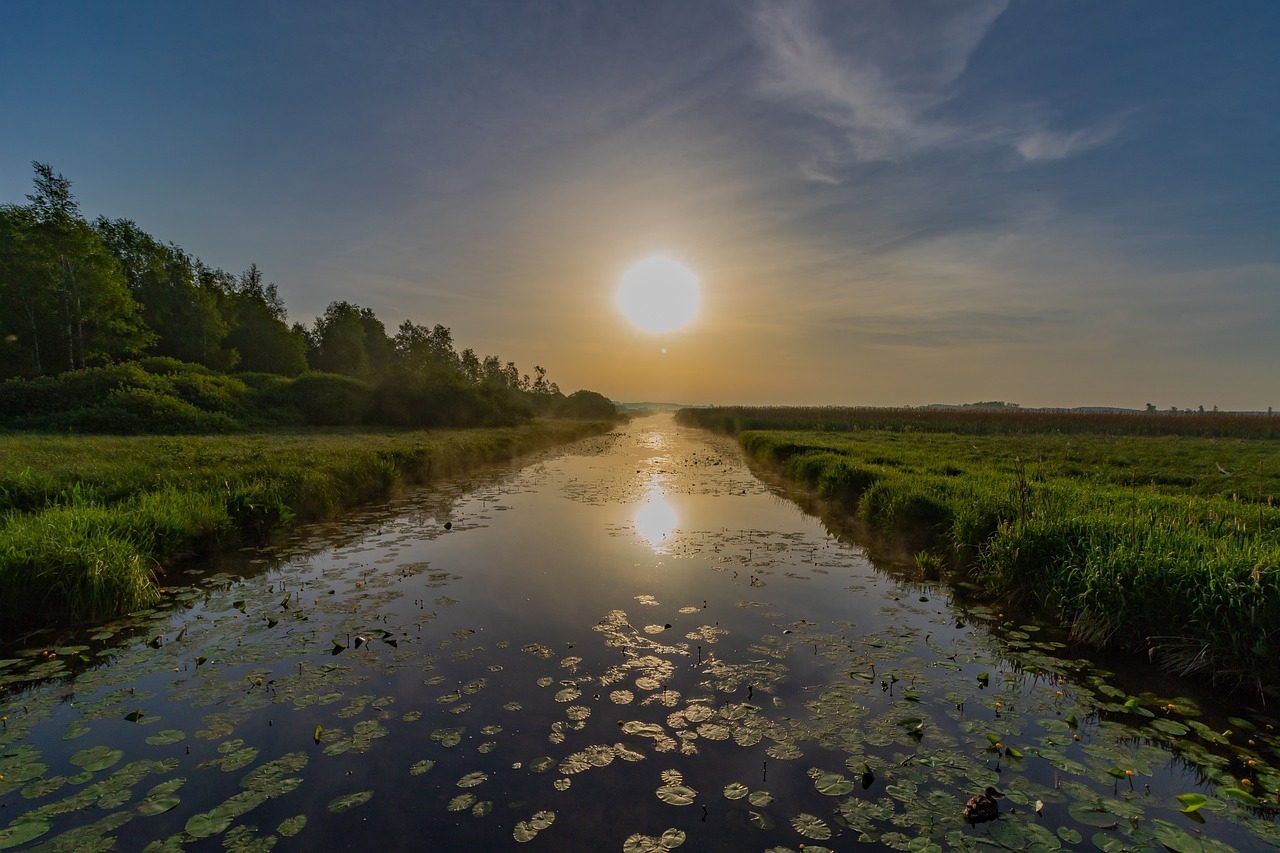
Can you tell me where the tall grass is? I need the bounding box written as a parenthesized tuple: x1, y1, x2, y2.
(677, 405, 1280, 440)
(0, 420, 612, 634)
(718, 423, 1280, 687)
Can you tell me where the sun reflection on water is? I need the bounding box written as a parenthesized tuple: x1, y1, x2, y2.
(634, 484, 677, 551)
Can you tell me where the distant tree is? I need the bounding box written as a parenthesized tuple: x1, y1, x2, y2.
(393, 320, 457, 381)
(481, 354, 504, 386)
(1145, 402, 1156, 413)
(94, 217, 233, 369)
(4, 163, 153, 376)
(0, 204, 53, 376)
(556, 389, 618, 419)
(531, 365, 549, 395)
(310, 301, 372, 378)
(459, 347, 481, 384)
(223, 264, 307, 375)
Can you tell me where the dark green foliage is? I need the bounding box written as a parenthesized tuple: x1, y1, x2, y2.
(0, 362, 242, 434)
(282, 372, 373, 425)
(310, 301, 383, 378)
(555, 389, 619, 420)
(93, 217, 233, 369)
(371, 376, 531, 428)
(1, 163, 607, 435)
(1, 186, 154, 378)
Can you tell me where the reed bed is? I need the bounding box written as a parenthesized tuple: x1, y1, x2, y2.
(0, 420, 611, 634)
(680, 404, 1280, 440)
(679, 410, 1280, 687)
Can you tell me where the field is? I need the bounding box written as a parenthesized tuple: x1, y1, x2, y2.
(0, 420, 612, 636)
(676, 406, 1280, 688)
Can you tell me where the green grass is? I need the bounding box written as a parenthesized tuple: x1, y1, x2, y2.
(0, 420, 612, 635)
(677, 409, 1280, 688)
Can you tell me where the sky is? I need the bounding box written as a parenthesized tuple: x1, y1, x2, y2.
(2, 1, 1278, 409)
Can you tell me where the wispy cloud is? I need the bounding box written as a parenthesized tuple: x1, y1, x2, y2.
(749, 0, 1118, 174)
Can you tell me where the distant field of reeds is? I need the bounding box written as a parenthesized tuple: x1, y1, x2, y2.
(683, 404, 1280, 440)
(676, 406, 1280, 689)
(0, 420, 612, 636)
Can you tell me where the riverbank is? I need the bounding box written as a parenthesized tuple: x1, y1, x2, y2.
(675, 409, 1280, 691)
(0, 419, 615, 636)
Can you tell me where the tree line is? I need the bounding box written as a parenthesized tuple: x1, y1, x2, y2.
(0, 162, 616, 430)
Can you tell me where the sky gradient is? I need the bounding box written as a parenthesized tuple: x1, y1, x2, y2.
(3, 1, 1277, 409)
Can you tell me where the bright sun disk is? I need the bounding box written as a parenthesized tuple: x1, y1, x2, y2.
(617, 255, 700, 334)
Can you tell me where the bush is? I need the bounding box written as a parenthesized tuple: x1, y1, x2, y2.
(0, 363, 162, 422)
(556, 389, 618, 420)
(285, 372, 372, 426)
(372, 377, 533, 428)
(137, 356, 215, 377)
(41, 387, 239, 434)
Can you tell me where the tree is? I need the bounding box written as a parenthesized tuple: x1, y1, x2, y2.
(0, 204, 55, 377)
(223, 265, 307, 375)
(12, 163, 153, 373)
(310, 301, 372, 378)
(459, 348, 481, 384)
(94, 217, 232, 368)
(393, 320, 459, 381)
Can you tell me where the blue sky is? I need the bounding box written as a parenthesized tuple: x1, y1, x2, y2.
(2, 1, 1277, 408)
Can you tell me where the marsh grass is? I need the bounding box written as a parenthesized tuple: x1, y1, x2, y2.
(696, 421, 1280, 686)
(679, 404, 1280, 440)
(0, 420, 610, 633)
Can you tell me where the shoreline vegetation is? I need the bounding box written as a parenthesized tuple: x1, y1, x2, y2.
(1, 162, 625, 639)
(0, 419, 615, 639)
(675, 406, 1280, 692)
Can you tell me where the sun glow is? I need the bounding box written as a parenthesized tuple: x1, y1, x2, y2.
(634, 484, 677, 551)
(617, 255, 700, 334)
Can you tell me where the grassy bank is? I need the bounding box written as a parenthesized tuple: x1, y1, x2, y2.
(0, 419, 613, 635)
(677, 408, 1280, 689)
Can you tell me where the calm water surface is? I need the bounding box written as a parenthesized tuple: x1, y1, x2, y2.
(1, 414, 1277, 851)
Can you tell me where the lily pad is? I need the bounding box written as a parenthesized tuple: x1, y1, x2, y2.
(457, 771, 488, 788)
(656, 784, 697, 806)
(790, 812, 832, 840)
(69, 745, 124, 772)
(0, 816, 51, 848)
(448, 793, 477, 811)
(145, 729, 186, 746)
(328, 790, 374, 813)
(278, 815, 306, 837)
(814, 773, 854, 796)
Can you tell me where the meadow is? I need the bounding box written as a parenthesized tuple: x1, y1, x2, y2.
(0, 420, 612, 636)
(676, 407, 1280, 689)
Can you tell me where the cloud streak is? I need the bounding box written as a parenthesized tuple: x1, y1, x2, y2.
(749, 0, 1117, 173)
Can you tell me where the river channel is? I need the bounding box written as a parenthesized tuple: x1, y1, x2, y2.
(1, 414, 1277, 851)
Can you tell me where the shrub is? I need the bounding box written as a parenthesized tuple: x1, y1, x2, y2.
(45, 387, 238, 434)
(285, 372, 372, 425)
(556, 389, 618, 420)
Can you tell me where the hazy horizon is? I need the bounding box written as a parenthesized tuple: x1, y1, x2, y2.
(3, 1, 1277, 410)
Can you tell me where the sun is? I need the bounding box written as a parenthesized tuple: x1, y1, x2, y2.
(617, 255, 700, 334)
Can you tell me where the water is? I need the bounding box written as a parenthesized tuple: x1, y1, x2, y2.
(1, 414, 1277, 851)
